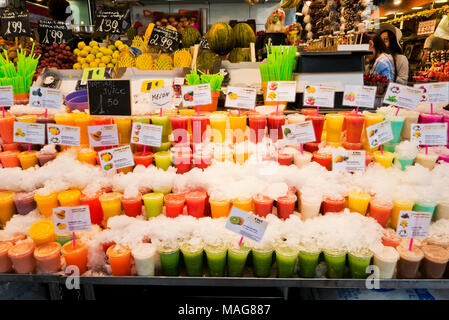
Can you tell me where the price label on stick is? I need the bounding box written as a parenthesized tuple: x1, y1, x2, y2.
(366, 120, 394, 148)
(98, 145, 134, 172)
(414, 82, 449, 104)
(0, 10, 31, 38)
(149, 87, 173, 110)
(282, 121, 316, 145)
(94, 9, 123, 35)
(396, 211, 432, 238)
(225, 207, 268, 243)
(13, 122, 46, 144)
(332, 150, 365, 172)
(47, 124, 80, 146)
(303, 83, 336, 108)
(82, 68, 106, 82)
(197, 37, 210, 50)
(383, 83, 421, 110)
(410, 123, 448, 146)
(87, 80, 132, 116)
(53, 206, 91, 233)
(131, 122, 162, 147)
(148, 25, 181, 52)
(29, 87, 62, 109)
(181, 84, 212, 107)
(0, 86, 14, 106)
(266, 81, 296, 102)
(38, 19, 72, 45)
(87, 124, 119, 147)
(343, 85, 376, 109)
(225, 86, 257, 109)
(141, 80, 164, 93)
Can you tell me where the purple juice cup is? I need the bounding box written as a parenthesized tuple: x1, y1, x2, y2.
(13, 191, 36, 215)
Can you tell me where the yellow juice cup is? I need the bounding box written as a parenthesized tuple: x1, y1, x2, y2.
(54, 113, 75, 126)
(73, 112, 91, 146)
(391, 199, 415, 230)
(77, 148, 97, 165)
(113, 117, 132, 145)
(229, 114, 247, 143)
(16, 115, 36, 123)
(57, 189, 81, 207)
(210, 199, 231, 218)
(118, 166, 133, 174)
(363, 113, 384, 152)
(0, 191, 16, 227)
(18, 151, 38, 169)
(210, 113, 228, 143)
(34, 192, 59, 218)
(99, 192, 123, 225)
(28, 220, 55, 246)
(325, 114, 345, 144)
(348, 190, 371, 215)
(373, 151, 394, 168)
(232, 197, 253, 212)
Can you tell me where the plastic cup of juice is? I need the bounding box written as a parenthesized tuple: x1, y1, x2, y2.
(132, 243, 156, 276)
(77, 148, 97, 165)
(133, 152, 153, 167)
(312, 151, 332, 170)
(394, 157, 415, 171)
(369, 198, 393, 227)
(253, 194, 273, 218)
(0, 191, 16, 227)
(373, 151, 394, 168)
(113, 117, 132, 145)
(345, 114, 365, 143)
(348, 190, 371, 215)
(210, 198, 231, 219)
(205, 244, 227, 277)
(382, 228, 402, 248)
(18, 151, 38, 169)
(421, 245, 449, 279)
(158, 245, 180, 276)
(388, 116, 405, 144)
(300, 193, 322, 220)
(293, 151, 313, 169)
(391, 199, 414, 230)
(277, 193, 297, 220)
(209, 113, 227, 143)
(107, 244, 131, 276)
(185, 191, 207, 218)
(252, 246, 274, 277)
(227, 243, 250, 277)
(275, 243, 299, 278)
(0, 113, 16, 144)
(61, 240, 88, 275)
(382, 142, 397, 153)
(142, 193, 164, 219)
(322, 197, 345, 214)
(154, 151, 172, 171)
(229, 113, 247, 143)
(232, 197, 253, 213)
(373, 246, 399, 279)
(8, 240, 36, 274)
(80, 192, 104, 225)
(0, 151, 20, 167)
(99, 192, 123, 225)
(298, 246, 321, 278)
(152, 115, 170, 142)
(34, 242, 61, 274)
(34, 192, 59, 218)
(164, 193, 185, 218)
(348, 249, 373, 279)
(57, 189, 81, 207)
(181, 242, 204, 277)
(324, 249, 347, 278)
(121, 193, 142, 218)
(0, 241, 13, 273)
(415, 152, 438, 170)
(29, 220, 55, 246)
(396, 245, 424, 279)
(413, 200, 437, 215)
(325, 113, 345, 144)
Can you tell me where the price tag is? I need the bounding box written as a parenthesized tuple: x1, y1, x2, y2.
(332, 150, 365, 172)
(266, 81, 296, 102)
(47, 124, 81, 146)
(82, 68, 106, 82)
(0, 85, 14, 106)
(343, 85, 376, 109)
(225, 207, 268, 243)
(29, 87, 62, 109)
(396, 211, 432, 238)
(38, 19, 72, 45)
(87, 124, 119, 147)
(411, 123, 448, 146)
(383, 83, 421, 110)
(98, 145, 135, 172)
(141, 80, 164, 92)
(303, 83, 336, 108)
(150, 87, 173, 109)
(13, 122, 45, 144)
(414, 82, 449, 104)
(417, 20, 436, 36)
(366, 120, 394, 148)
(174, 78, 185, 86)
(181, 84, 212, 107)
(0, 10, 31, 38)
(131, 122, 162, 147)
(87, 80, 132, 116)
(225, 86, 257, 109)
(94, 9, 123, 35)
(197, 36, 210, 50)
(53, 206, 91, 233)
(147, 25, 181, 52)
(282, 121, 316, 145)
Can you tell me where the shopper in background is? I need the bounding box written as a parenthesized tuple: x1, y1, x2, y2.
(47, 0, 72, 22)
(378, 23, 409, 85)
(362, 32, 395, 82)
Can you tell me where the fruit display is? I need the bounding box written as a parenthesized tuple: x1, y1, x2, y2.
(363, 73, 389, 96)
(31, 43, 76, 76)
(231, 23, 255, 48)
(415, 51, 449, 82)
(181, 26, 201, 48)
(205, 22, 235, 56)
(174, 49, 192, 68)
(72, 40, 120, 70)
(196, 50, 220, 73)
(228, 47, 251, 63)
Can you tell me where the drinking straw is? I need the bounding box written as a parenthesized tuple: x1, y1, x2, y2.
(143, 145, 146, 155)
(238, 236, 244, 247)
(45, 108, 47, 118)
(380, 144, 383, 155)
(430, 103, 433, 114)
(300, 143, 303, 155)
(2, 107, 4, 118)
(395, 107, 400, 116)
(28, 144, 31, 152)
(426, 146, 428, 155)
(356, 106, 359, 114)
(409, 238, 413, 251)
(316, 106, 319, 115)
(159, 108, 162, 116)
(276, 101, 279, 116)
(238, 108, 241, 116)
(73, 232, 76, 248)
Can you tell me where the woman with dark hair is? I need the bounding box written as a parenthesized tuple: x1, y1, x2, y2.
(47, 0, 71, 22)
(362, 32, 395, 82)
(378, 23, 409, 85)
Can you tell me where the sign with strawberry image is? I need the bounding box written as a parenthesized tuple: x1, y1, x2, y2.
(266, 81, 296, 102)
(343, 85, 376, 109)
(303, 83, 335, 108)
(413, 82, 449, 104)
(181, 84, 211, 107)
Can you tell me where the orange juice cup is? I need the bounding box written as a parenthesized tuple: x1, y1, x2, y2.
(18, 150, 38, 169)
(34, 192, 59, 218)
(34, 242, 61, 273)
(0, 241, 13, 273)
(0, 113, 16, 144)
(54, 113, 75, 126)
(73, 113, 91, 146)
(0, 191, 16, 227)
(210, 198, 231, 218)
(77, 148, 97, 165)
(8, 240, 36, 274)
(16, 115, 37, 123)
(57, 189, 81, 207)
(107, 244, 131, 276)
(0, 150, 20, 167)
(61, 240, 88, 275)
(29, 220, 56, 246)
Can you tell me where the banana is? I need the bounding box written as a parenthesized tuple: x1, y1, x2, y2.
(281, 0, 293, 8)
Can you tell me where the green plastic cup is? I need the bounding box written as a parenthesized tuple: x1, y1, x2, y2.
(154, 151, 172, 171)
(382, 142, 397, 153)
(181, 243, 204, 277)
(142, 192, 164, 218)
(227, 244, 250, 277)
(252, 247, 274, 277)
(395, 157, 414, 171)
(158, 245, 180, 276)
(205, 244, 227, 277)
(413, 201, 437, 215)
(389, 116, 404, 144)
(298, 247, 321, 278)
(324, 249, 347, 278)
(275, 244, 299, 278)
(348, 249, 373, 279)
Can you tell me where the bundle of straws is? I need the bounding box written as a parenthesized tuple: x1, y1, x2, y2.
(0, 43, 40, 94)
(259, 44, 297, 82)
(185, 69, 224, 92)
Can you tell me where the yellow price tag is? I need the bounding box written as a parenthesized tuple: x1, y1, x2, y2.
(141, 80, 164, 92)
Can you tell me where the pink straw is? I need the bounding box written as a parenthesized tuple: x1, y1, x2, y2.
(160, 108, 162, 116)
(276, 101, 279, 116)
(28, 144, 31, 152)
(143, 145, 146, 155)
(430, 103, 433, 114)
(356, 106, 359, 114)
(300, 143, 303, 155)
(316, 106, 319, 115)
(238, 108, 241, 117)
(72, 232, 76, 247)
(238, 236, 244, 247)
(45, 108, 47, 118)
(426, 146, 428, 155)
(65, 146, 68, 151)
(2, 107, 4, 118)
(395, 107, 400, 116)
(409, 238, 414, 251)
(380, 144, 383, 155)
(117, 169, 121, 173)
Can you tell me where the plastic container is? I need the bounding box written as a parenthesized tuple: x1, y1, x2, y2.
(198, 91, 220, 112)
(205, 244, 227, 277)
(107, 244, 131, 276)
(253, 194, 274, 218)
(142, 192, 164, 219)
(132, 243, 156, 276)
(164, 193, 185, 218)
(8, 240, 36, 274)
(158, 245, 180, 276)
(34, 242, 61, 273)
(0, 241, 13, 273)
(324, 249, 346, 278)
(28, 220, 55, 246)
(185, 191, 207, 218)
(181, 243, 204, 277)
(252, 247, 273, 277)
(348, 249, 373, 279)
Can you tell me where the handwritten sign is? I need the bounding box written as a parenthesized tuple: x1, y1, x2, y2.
(47, 124, 80, 146)
(410, 123, 448, 146)
(383, 83, 421, 110)
(266, 81, 296, 102)
(417, 20, 436, 36)
(181, 84, 212, 107)
(38, 19, 72, 45)
(29, 87, 62, 109)
(53, 206, 91, 233)
(148, 25, 181, 52)
(282, 121, 316, 145)
(225, 86, 257, 109)
(94, 9, 123, 35)
(396, 211, 432, 238)
(0, 10, 30, 38)
(343, 85, 376, 109)
(332, 150, 365, 172)
(131, 122, 162, 147)
(87, 80, 131, 116)
(366, 120, 394, 148)
(0, 86, 14, 106)
(150, 87, 173, 109)
(225, 207, 268, 243)
(87, 124, 119, 147)
(98, 145, 135, 172)
(303, 83, 336, 108)
(13, 122, 45, 144)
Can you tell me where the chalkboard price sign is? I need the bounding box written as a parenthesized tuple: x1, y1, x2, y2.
(0, 10, 31, 38)
(197, 37, 210, 50)
(88, 80, 132, 116)
(38, 20, 72, 45)
(148, 25, 181, 52)
(94, 10, 123, 35)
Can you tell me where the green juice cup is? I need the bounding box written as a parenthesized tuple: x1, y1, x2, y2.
(382, 142, 397, 153)
(324, 249, 347, 278)
(158, 245, 180, 276)
(252, 247, 274, 277)
(348, 249, 373, 279)
(154, 151, 172, 171)
(413, 201, 437, 216)
(227, 244, 250, 277)
(151, 115, 170, 142)
(275, 244, 299, 278)
(181, 243, 204, 277)
(142, 192, 164, 218)
(298, 247, 321, 278)
(395, 157, 414, 171)
(205, 244, 227, 277)
(388, 116, 404, 144)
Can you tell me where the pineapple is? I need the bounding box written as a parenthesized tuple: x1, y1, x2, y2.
(132, 36, 149, 54)
(136, 53, 154, 70)
(118, 51, 136, 68)
(174, 49, 192, 68)
(154, 54, 173, 70)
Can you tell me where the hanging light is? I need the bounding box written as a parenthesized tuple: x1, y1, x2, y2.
(412, 6, 423, 10)
(393, 0, 401, 5)
(305, 1, 312, 6)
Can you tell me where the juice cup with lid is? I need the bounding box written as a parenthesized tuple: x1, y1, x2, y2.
(322, 196, 345, 214)
(29, 220, 55, 246)
(0, 113, 15, 144)
(209, 113, 227, 143)
(54, 113, 74, 126)
(210, 198, 231, 219)
(107, 244, 131, 276)
(121, 193, 142, 218)
(13, 191, 36, 216)
(267, 113, 286, 143)
(382, 228, 402, 247)
(0, 150, 20, 167)
(34, 192, 58, 218)
(298, 245, 321, 278)
(185, 191, 207, 218)
(232, 197, 253, 213)
(227, 243, 250, 277)
(373, 246, 399, 279)
(373, 151, 394, 168)
(300, 193, 322, 220)
(348, 190, 371, 215)
(205, 243, 227, 277)
(391, 199, 414, 230)
(348, 249, 373, 279)
(8, 240, 36, 274)
(132, 243, 156, 276)
(0, 191, 16, 227)
(396, 245, 424, 279)
(80, 192, 104, 225)
(164, 193, 185, 218)
(248, 113, 266, 144)
(369, 198, 393, 227)
(181, 242, 204, 277)
(61, 240, 88, 275)
(99, 192, 123, 225)
(77, 148, 97, 165)
(158, 244, 180, 276)
(154, 151, 172, 171)
(0, 241, 13, 272)
(421, 245, 449, 279)
(152, 115, 170, 142)
(324, 249, 347, 278)
(57, 189, 81, 207)
(34, 242, 61, 273)
(253, 194, 273, 218)
(142, 192, 164, 219)
(277, 193, 297, 220)
(133, 152, 153, 167)
(18, 150, 38, 169)
(275, 243, 299, 278)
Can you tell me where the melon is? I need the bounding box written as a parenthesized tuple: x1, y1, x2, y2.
(197, 50, 220, 73)
(181, 27, 201, 48)
(205, 22, 235, 55)
(232, 23, 256, 48)
(228, 48, 250, 63)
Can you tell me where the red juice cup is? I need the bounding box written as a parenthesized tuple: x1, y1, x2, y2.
(2, 142, 20, 151)
(277, 193, 297, 220)
(338, 110, 355, 131)
(0, 151, 20, 168)
(419, 113, 443, 124)
(306, 115, 325, 142)
(301, 108, 317, 116)
(173, 147, 192, 174)
(369, 199, 393, 228)
(92, 116, 112, 126)
(253, 194, 274, 218)
(164, 193, 186, 218)
(171, 115, 189, 144)
(322, 196, 345, 214)
(121, 193, 142, 217)
(194, 152, 211, 170)
(185, 191, 207, 218)
(365, 152, 373, 166)
(343, 141, 363, 150)
(277, 153, 292, 166)
(0, 241, 13, 273)
(312, 151, 332, 170)
(267, 113, 286, 142)
(0, 113, 15, 144)
(191, 114, 208, 144)
(382, 228, 402, 248)
(345, 114, 365, 143)
(133, 152, 153, 167)
(303, 142, 320, 153)
(249, 113, 266, 144)
(80, 192, 104, 225)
